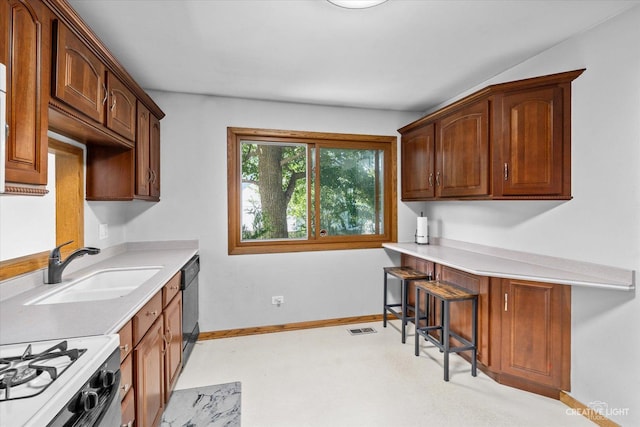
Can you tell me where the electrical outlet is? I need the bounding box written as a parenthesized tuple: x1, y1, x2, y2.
(272, 296, 284, 306)
(99, 223, 109, 240)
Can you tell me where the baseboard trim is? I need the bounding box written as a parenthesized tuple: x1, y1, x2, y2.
(560, 391, 621, 427)
(198, 314, 383, 340)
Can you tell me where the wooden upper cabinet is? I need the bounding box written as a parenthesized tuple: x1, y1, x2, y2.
(52, 20, 106, 123)
(106, 72, 136, 141)
(494, 86, 567, 197)
(2, 0, 50, 188)
(399, 69, 583, 201)
(135, 101, 160, 200)
(149, 114, 161, 198)
(436, 100, 489, 198)
(401, 123, 435, 200)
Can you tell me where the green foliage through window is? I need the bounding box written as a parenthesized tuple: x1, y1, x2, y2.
(240, 141, 384, 241)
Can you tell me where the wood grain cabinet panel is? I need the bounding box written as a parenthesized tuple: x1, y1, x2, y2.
(134, 315, 165, 427)
(437, 265, 490, 366)
(52, 20, 106, 123)
(121, 385, 135, 427)
(436, 100, 490, 198)
(120, 353, 133, 401)
(106, 72, 136, 141)
(401, 123, 435, 200)
(135, 101, 161, 200)
(495, 87, 566, 197)
(163, 292, 182, 402)
(133, 292, 163, 345)
(500, 278, 570, 390)
(2, 0, 50, 187)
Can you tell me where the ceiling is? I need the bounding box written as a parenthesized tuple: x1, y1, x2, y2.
(67, 0, 639, 112)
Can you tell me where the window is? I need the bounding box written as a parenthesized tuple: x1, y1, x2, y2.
(227, 127, 397, 254)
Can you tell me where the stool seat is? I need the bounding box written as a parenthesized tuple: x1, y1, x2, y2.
(414, 280, 478, 381)
(383, 267, 430, 343)
(413, 280, 477, 301)
(383, 266, 430, 281)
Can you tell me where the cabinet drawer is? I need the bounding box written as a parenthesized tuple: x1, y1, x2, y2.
(120, 354, 133, 401)
(133, 292, 162, 345)
(118, 320, 133, 361)
(162, 272, 182, 308)
(121, 386, 135, 427)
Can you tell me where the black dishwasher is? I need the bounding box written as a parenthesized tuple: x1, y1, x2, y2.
(181, 255, 200, 367)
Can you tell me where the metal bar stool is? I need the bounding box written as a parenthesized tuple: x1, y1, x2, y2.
(383, 267, 430, 343)
(413, 280, 478, 381)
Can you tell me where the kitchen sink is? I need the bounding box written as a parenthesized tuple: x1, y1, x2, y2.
(25, 267, 163, 305)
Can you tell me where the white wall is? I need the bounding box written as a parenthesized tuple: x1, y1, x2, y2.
(419, 6, 640, 425)
(0, 153, 56, 260)
(123, 94, 420, 332)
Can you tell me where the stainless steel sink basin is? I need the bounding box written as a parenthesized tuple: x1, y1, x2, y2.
(26, 267, 163, 305)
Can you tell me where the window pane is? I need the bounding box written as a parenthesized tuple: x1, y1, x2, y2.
(240, 141, 307, 241)
(318, 148, 384, 236)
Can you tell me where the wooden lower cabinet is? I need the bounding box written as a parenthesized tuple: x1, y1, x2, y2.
(499, 278, 571, 395)
(437, 265, 490, 367)
(163, 290, 182, 402)
(402, 254, 571, 398)
(135, 315, 165, 427)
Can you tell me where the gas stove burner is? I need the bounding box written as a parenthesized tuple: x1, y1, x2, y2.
(0, 340, 86, 401)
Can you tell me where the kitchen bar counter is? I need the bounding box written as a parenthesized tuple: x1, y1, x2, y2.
(0, 240, 198, 345)
(383, 239, 634, 291)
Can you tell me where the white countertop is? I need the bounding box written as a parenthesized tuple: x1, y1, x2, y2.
(0, 241, 198, 345)
(383, 240, 635, 291)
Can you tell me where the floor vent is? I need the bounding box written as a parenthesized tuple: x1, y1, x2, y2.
(348, 327, 377, 335)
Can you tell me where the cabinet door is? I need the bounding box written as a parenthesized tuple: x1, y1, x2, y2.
(436, 100, 489, 198)
(437, 265, 490, 366)
(136, 101, 151, 197)
(501, 279, 570, 389)
(52, 21, 106, 123)
(135, 102, 161, 200)
(164, 293, 182, 402)
(135, 315, 165, 427)
(149, 113, 161, 198)
(497, 87, 565, 197)
(106, 72, 136, 141)
(401, 123, 435, 200)
(2, 0, 49, 186)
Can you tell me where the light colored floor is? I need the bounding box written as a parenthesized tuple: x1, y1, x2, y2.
(175, 320, 594, 427)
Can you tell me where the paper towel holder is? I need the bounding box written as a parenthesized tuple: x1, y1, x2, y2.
(415, 212, 429, 245)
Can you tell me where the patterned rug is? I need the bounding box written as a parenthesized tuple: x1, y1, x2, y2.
(161, 382, 241, 426)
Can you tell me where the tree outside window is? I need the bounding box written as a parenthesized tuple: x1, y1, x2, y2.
(228, 127, 397, 254)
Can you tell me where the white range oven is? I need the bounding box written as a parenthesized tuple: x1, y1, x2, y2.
(0, 335, 121, 426)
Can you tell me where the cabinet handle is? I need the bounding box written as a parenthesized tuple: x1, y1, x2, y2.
(121, 422, 133, 427)
(435, 171, 441, 186)
(121, 383, 131, 394)
(504, 293, 508, 311)
(102, 83, 108, 105)
(147, 310, 158, 317)
(162, 333, 169, 355)
(110, 92, 117, 111)
(428, 173, 433, 187)
(119, 344, 129, 353)
(504, 163, 509, 181)
(169, 285, 179, 290)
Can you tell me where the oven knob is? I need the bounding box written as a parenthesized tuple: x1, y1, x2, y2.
(97, 369, 116, 388)
(78, 390, 99, 412)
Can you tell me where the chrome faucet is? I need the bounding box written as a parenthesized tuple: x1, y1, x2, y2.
(46, 241, 101, 284)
